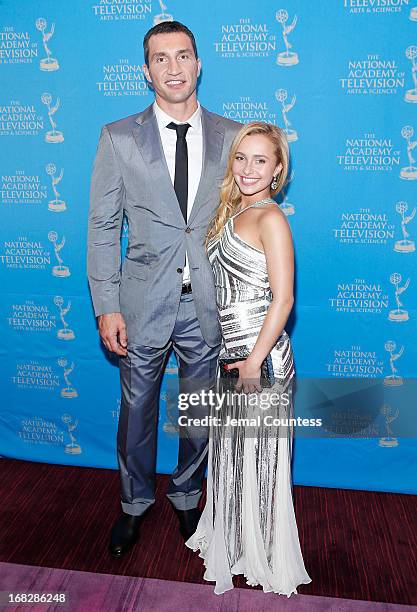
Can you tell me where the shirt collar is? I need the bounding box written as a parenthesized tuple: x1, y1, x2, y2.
(153, 100, 202, 133)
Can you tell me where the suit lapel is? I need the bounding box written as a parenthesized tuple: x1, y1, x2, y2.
(132, 104, 225, 226)
(132, 105, 184, 224)
(187, 108, 225, 226)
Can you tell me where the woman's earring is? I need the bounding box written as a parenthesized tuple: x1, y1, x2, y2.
(271, 175, 278, 190)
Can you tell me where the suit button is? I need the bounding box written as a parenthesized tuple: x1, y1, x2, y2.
(177, 267, 183, 273)
(185, 227, 191, 233)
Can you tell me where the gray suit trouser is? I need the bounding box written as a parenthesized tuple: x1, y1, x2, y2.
(117, 291, 220, 516)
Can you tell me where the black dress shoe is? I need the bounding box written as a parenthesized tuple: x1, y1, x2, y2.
(173, 507, 202, 541)
(108, 511, 144, 558)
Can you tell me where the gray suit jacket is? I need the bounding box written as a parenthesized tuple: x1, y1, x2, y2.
(87, 103, 240, 348)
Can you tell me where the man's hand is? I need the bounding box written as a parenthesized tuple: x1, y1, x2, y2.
(98, 312, 128, 356)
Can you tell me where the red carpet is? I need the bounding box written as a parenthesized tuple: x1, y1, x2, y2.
(0, 458, 416, 605)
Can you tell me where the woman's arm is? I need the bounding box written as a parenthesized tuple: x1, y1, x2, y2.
(248, 208, 294, 367)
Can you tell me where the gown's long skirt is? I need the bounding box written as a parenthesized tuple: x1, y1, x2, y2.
(185, 348, 312, 596)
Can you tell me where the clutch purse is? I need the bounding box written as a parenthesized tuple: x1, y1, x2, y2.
(218, 354, 275, 389)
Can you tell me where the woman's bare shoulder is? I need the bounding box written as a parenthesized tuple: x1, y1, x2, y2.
(258, 205, 289, 231)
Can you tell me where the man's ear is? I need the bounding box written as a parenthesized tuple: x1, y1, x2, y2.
(142, 63, 152, 84)
(197, 58, 202, 78)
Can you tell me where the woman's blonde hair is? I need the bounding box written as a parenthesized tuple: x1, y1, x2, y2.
(205, 121, 289, 247)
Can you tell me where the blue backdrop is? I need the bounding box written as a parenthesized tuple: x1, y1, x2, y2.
(1, 0, 416, 494)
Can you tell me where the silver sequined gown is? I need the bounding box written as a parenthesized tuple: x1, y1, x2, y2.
(185, 199, 312, 596)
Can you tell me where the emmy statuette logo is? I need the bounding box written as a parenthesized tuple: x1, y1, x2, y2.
(58, 359, 78, 398)
(275, 89, 298, 142)
(394, 201, 416, 252)
(275, 9, 298, 66)
(400, 125, 417, 180)
(154, 0, 173, 25)
(54, 296, 75, 340)
(61, 414, 82, 454)
(279, 169, 295, 216)
(48, 231, 71, 277)
(404, 46, 417, 103)
(378, 404, 399, 447)
(383, 340, 404, 387)
(388, 273, 410, 322)
(46, 163, 66, 212)
(163, 355, 179, 434)
(41, 92, 64, 143)
(35, 18, 59, 72)
(161, 391, 179, 434)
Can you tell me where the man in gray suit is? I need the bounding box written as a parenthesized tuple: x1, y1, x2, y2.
(87, 21, 240, 557)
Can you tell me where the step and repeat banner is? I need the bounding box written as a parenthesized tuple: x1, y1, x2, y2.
(1, 0, 416, 493)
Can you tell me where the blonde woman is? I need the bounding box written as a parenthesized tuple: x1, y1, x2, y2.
(185, 122, 312, 596)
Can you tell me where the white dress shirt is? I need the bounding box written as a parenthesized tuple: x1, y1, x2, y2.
(153, 101, 203, 284)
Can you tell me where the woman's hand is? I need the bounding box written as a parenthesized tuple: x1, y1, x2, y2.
(224, 358, 262, 394)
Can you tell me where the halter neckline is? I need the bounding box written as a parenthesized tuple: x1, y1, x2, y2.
(232, 198, 277, 219)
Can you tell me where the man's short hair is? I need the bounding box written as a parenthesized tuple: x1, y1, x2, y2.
(143, 21, 198, 67)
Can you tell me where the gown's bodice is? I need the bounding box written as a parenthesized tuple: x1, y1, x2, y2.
(207, 199, 295, 385)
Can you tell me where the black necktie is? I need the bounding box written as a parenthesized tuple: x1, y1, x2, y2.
(166, 122, 190, 222)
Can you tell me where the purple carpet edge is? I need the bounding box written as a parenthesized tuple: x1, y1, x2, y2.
(0, 562, 415, 612)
